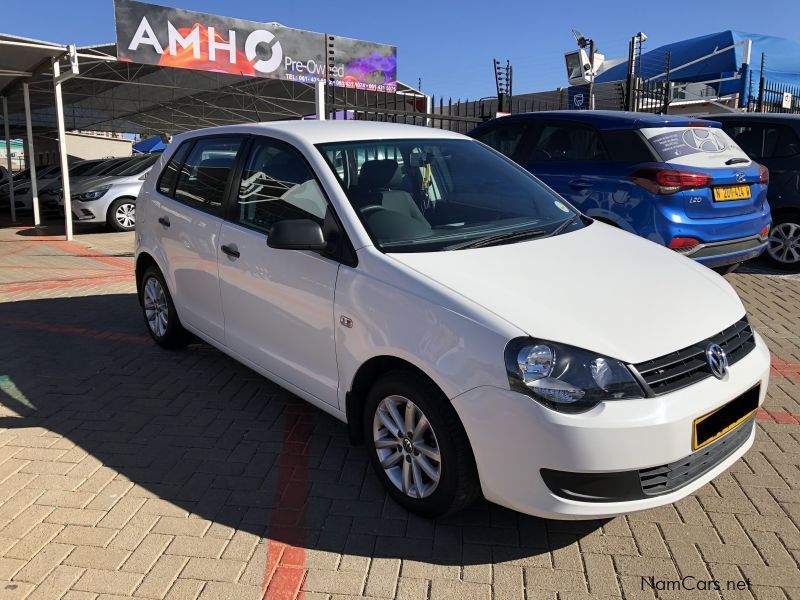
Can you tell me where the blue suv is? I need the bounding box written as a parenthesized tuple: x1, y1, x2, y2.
(469, 111, 771, 271)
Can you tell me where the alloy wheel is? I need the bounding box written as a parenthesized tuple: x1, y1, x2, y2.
(143, 276, 168, 337)
(115, 202, 136, 229)
(373, 395, 441, 499)
(768, 221, 800, 265)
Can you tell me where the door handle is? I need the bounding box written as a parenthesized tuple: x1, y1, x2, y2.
(568, 179, 594, 189)
(220, 244, 240, 259)
(158, 216, 170, 227)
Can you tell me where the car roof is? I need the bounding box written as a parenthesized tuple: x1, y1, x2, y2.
(705, 112, 800, 123)
(475, 110, 720, 131)
(171, 120, 466, 147)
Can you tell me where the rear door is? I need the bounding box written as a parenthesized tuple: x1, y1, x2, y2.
(515, 121, 622, 217)
(152, 135, 244, 343)
(639, 125, 762, 219)
(218, 136, 341, 406)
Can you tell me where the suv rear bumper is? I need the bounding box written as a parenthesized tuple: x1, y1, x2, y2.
(677, 234, 768, 268)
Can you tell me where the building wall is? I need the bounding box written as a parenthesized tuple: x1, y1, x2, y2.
(31, 133, 132, 167)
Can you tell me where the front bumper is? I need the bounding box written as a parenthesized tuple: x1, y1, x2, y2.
(451, 331, 770, 519)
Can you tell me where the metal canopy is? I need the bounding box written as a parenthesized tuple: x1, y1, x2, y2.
(0, 33, 66, 95)
(1, 41, 420, 137)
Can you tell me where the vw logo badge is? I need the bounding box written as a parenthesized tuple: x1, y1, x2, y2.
(706, 343, 729, 379)
(735, 171, 747, 183)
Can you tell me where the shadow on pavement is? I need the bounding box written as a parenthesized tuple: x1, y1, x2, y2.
(0, 293, 604, 564)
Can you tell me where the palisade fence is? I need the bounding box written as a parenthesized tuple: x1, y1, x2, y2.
(748, 75, 800, 114)
(323, 81, 631, 133)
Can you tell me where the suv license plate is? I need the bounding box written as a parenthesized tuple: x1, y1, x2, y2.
(713, 184, 751, 201)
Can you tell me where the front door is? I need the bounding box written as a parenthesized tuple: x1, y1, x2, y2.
(218, 136, 340, 406)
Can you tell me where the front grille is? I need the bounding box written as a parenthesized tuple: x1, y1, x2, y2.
(632, 317, 755, 396)
(639, 417, 754, 496)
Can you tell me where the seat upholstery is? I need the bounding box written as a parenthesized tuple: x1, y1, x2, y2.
(356, 159, 427, 225)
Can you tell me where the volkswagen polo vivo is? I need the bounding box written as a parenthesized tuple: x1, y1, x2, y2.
(134, 121, 770, 519)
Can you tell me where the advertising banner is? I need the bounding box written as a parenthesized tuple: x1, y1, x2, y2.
(114, 0, 397, 91)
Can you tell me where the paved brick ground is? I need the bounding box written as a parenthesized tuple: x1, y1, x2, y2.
(0, 217, 799, 600)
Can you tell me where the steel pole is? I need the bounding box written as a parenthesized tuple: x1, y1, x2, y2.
(2, 96, 16, 223)
(23, 83, 40, 227)
(53, 59, 72, 240)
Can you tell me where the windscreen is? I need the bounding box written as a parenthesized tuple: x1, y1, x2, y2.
(640, 126, 751, 168)
(317, 138, 579, 253)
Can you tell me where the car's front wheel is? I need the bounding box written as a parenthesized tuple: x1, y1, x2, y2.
(363, 370, 480, 517)
(766, 213, 800, 271)
(140, 265, 192, 349)
(108, 197, 136, 232)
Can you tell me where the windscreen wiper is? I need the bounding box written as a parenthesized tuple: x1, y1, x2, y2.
(725, 158, 749, 165)
(446, 227, 547, 250)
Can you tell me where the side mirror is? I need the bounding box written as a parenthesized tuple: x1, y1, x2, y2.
(267, 219, 327, 251)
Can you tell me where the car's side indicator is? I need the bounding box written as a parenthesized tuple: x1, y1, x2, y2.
(340, 315, 354, 328)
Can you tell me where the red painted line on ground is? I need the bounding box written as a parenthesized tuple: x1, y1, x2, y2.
(0, 318, 149, 345)
(262, 397, 312, 600)
(771, 357, 800, 383)
(757, 409, 800, 425)
(0, 245, 31, 259)
(47, 240, 132, 271)
(1, 274, 132, 294)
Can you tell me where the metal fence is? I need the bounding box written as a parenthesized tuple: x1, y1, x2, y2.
(749, 76, 800, 114)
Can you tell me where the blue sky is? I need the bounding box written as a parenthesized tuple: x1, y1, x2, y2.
(5, 0, 800, 99)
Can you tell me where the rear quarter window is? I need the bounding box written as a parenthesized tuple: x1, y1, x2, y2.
(601, 130, 658, 162)
(157, 142, 192, 196)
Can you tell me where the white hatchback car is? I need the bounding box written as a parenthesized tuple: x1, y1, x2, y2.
(135, 121, 770, 519)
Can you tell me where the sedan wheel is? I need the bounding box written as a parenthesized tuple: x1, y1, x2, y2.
(115, 202, 136, 229)
(373, 395, 442, 499)
(767, 217, 800, 270)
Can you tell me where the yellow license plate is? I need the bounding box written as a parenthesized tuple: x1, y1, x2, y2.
(692, 385, 759, 451)
(713, 184, 751, 201)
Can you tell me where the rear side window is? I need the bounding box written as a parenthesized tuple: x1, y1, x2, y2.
(722, 123, 800, 159)
(472, 121, 530, 159)
(173, 137, 242, 213)
(157, 142, 191, 196)
(520, 122, 609, 162)
(601, 130, 657, 162)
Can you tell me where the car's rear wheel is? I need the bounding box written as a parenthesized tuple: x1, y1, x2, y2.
(108, 197, 136, 232)
(766, 213, 800, 271)
(140, 265, 192, 349)
(363, 370, 480, 517)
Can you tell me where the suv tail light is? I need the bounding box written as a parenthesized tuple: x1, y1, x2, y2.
(630, 168, 712, 195)
(757, 163, 769, 184)
(668, 237, 700, 253)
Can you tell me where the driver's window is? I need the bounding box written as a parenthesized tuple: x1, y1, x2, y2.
(236, 138, 328, 234)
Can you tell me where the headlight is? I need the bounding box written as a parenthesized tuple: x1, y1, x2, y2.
(72, 185, 110, 201)
(505, 338, 644, 413)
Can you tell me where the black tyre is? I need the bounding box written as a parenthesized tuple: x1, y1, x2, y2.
(766, 213, 800, 272)
(139, 265, 193, 349)
(108, 197, 136, 232)
(363, 369, 480, 517)
(713, 263, 740, 275)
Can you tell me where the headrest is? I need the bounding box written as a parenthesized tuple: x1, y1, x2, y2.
(359, 159, 402, 189)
